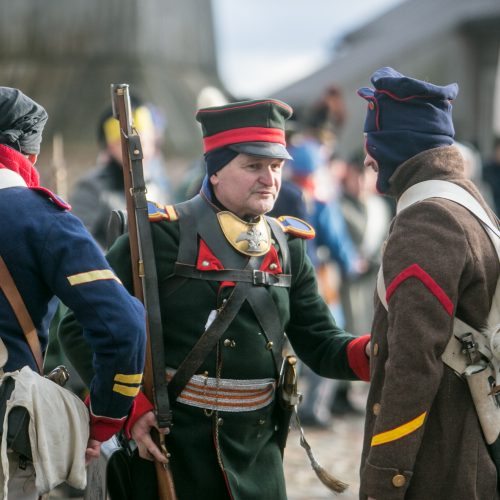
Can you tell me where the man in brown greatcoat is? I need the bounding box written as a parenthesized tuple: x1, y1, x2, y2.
(357, 67, 500, 499)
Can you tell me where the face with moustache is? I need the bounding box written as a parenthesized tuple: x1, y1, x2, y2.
(210, 153, 284, 219)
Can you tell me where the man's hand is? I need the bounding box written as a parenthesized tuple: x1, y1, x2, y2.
(85, 438, 101, 465)
(365, 341, 371, 357)
(131, 410, 169, 463)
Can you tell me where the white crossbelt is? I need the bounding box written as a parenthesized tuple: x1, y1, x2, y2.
(167, 369, 276, 412)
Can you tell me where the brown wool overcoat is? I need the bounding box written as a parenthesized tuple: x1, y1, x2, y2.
(360, 146, 500, 500)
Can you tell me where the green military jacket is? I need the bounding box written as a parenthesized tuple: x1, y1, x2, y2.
(61, 192, 361, 500)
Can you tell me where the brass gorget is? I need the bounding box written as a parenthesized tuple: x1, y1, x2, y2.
(217, 211, 271, 257)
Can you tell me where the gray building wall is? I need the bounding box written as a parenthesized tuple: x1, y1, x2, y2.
(0, 0, 223, 187)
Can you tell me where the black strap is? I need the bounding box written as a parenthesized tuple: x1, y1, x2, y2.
(128, 135, 171, 428)
(168, 257, 258, 401)
(246, 287, 285, 374)
(177, 194, 249, 270)
(0, 256, 43, 374)
(173, 262, 291, 287)
(175, 196, 203, 265)
(266, 216, 291, 275)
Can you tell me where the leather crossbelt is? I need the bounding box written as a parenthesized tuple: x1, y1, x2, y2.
(0, 256, 43, 374)
(168, 256, 259, 402)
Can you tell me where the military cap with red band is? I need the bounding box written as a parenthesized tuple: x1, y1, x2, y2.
(195, 99, 293, 160)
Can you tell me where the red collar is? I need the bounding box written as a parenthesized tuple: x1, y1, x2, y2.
(0, 144, 40, 187)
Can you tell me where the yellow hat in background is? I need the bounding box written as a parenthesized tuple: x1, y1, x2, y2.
(103, 105, 155, 145)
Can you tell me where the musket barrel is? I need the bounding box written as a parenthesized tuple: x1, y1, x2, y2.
(110, 83, 177, 500)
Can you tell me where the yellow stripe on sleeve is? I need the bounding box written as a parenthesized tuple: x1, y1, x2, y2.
(114, 373, 143, 385)
(67, 270, 122, 286)
(113, 383, 141, 397)
(371, 411, 427, 447)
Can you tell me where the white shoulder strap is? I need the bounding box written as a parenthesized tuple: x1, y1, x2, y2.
(378, 180, 500, 309)
(397, 180, 500, 244)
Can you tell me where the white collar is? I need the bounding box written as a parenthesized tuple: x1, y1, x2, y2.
(0, 169, 27, 189)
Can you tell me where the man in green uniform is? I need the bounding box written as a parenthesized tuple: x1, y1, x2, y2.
(59, 98, 370, 500)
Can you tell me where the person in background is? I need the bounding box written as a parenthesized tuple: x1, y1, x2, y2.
(357, 67, 499, 500)
(174, 86, 229, 203)
(331, 152, 391, 416)
(70, 97, 171, 248)
(482, 136, 500, 216)
(0, 87, 146, 498)
(271, 137, 362, 428)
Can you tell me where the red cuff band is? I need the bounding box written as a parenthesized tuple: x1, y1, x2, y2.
(124, 391, 154, 439)
(347, 335, 371, 382)
(85, 396, 127, 442)
(89, 416, 125, 442)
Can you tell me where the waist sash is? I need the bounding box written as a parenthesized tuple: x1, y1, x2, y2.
(167, 369, 275, 412)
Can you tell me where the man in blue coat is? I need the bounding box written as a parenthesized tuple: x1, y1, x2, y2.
(0, 87, 147, 498)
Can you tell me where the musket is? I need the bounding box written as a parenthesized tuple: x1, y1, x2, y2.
(111, 84, 177, 500)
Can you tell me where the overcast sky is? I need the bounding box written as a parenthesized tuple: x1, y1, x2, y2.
(212, 0, 405, 98)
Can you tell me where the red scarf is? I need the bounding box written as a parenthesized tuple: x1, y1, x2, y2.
(0, 143, 40, 187)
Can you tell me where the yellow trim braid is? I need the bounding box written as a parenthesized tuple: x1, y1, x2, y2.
(114, 373, 143, 384)
(371, 411, 427, 447)
(67, 270, 122, 286)
(113, 383, 141, 397)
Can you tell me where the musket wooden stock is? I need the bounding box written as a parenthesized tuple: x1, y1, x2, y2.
(111, 84, 177, 500)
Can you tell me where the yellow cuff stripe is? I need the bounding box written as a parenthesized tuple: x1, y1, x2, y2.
(67, 270, 122, 286)
(113, 383, 141, 397)
(114, 373, 143, 384)
(371, 411, 427, 447)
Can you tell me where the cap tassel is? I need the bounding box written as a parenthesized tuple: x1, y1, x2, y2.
(296, 414, 348, 494)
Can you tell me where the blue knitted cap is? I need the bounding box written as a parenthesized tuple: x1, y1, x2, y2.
(357, 67, 459, 193)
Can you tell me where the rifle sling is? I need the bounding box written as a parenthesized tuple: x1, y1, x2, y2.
(128, 135, 171, 428)
(0, 256, 43, 374)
